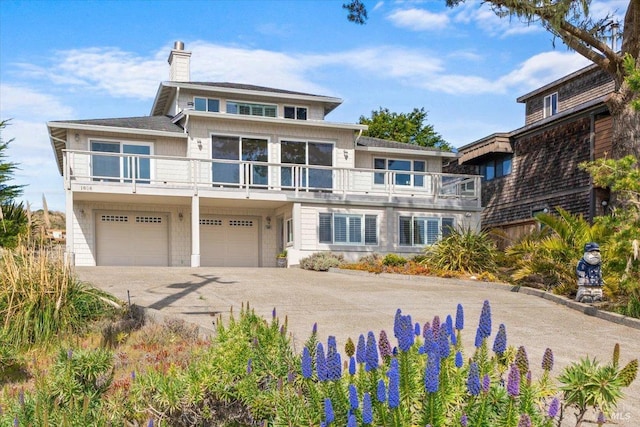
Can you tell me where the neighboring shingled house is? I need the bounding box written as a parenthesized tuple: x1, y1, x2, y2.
(47, 42, 481, 267)
(446, 64, 614, 245)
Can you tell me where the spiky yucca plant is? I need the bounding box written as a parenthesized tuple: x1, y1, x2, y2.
(421, 225, 499, 275)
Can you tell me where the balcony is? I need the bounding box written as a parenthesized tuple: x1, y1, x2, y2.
(63, 150, 481, 209)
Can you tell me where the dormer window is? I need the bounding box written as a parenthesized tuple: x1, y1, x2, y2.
(284, 106, 308, 120)
(227, 101, 277, 118)
(543, 93, 558, 118)
(194, 97, 219, 112)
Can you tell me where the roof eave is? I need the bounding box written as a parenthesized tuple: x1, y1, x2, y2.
(355, 145, 458, 158)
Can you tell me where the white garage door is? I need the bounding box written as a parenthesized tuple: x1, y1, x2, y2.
(96, 212, 169, 266)
(200, 216, 259, 267)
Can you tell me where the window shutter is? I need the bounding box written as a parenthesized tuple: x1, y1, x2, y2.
(334, 216, 347, 243)
(399, 217, 412, 246)
(365, 215, 377, 245)
(319, 213, 332, 243)
(349, 216, 362, 244)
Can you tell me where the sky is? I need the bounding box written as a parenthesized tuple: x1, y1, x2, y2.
(0, 0, 627, 212)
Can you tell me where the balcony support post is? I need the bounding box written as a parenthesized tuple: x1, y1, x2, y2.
(64, 189, 75, 266)
(190, 194, 201, 267)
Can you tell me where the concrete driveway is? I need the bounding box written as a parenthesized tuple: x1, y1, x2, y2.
(75, 267, 640, 424)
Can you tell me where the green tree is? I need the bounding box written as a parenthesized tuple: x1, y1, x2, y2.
(1, 120, 28, 248)
(344, 0, 640, 160)
(359, 107, 453, 151)
(0, 120, 24, 204)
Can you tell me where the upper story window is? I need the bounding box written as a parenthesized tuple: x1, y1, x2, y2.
(284, 106, 308, 120)
(480, 154, 512, 181)
(227, 101, 277, 118)
(194, 97, 220, 112)
(543, 92, 558, 118)
(374, 158, 426, 187)
(90, 140, 152, 183)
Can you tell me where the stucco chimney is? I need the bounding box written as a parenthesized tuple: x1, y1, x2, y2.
(168, 41, 191, 82)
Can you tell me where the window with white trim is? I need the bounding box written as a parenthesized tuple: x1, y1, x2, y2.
(227, 101, 277, 117)
(194, 97, 219, 112)
(399, 216, 454, 246)
(284, 106, 307, 120)
(543, 93, 558, 118)
(319, 213, 378, 245)
(374, 158, 426, 187)
(286, 218, 293, 244)
(91, 140, 153, 183)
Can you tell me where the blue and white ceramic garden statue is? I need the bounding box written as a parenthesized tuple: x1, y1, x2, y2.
(576, 242, 603, 303)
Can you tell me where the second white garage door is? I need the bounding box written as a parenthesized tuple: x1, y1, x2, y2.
(200, 216, 259, 267)
(96, 212, 169, 266)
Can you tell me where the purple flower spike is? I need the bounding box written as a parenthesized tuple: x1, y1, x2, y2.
(467, 362, 480, 396)
(349, 356, 356, 375)
(272, 307, 276, 319)
(246, 358, 252, 374)
(478, 300, 492, 339)
(507, 364, 520, 397)
(376, 378, 386, 402)
(387, 358, 400, 408)
(460, 413, 468, 427)
(424, 352, 440, 393)
(393, 308, 402, 338)
(422, 322, 431, 338)
(365, 331, 379, 371)
(349, 383, 359, 409)
(414, 322, 421, 337)
(324, 397, 335, 424)
(455, 303, 464, 330)
(482, 374, 490, 393)
(432, 315, 441, 336)
(147, 419, 154, 427)
(312, 322, 318, 335)
(492, 323, 507, 355)
(326, 336, 342, 380)
(597, 412, 606, 425)
(362, 392, 373, 424)
(542, 348, 554, 371)
(13, 418, 19, 427)
(356, 334, 366, 364)
(378, 330, 392, 360)
(316, 342, 328, 381)
(455, 351, 463, 368)
(438, 328, 451, 358)
(394, 311, 414, 352)
(474, 327, 483, 348)
(548, 397, 559, 418)
(517, 414, 531, 427)
(347, 414, 357, 427)
(302, 347, 312, 379)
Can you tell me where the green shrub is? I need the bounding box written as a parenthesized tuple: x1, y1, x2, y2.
(300, 251, 344, 271)
(381, 253, 407, 267)
(422, 226, 499, 274)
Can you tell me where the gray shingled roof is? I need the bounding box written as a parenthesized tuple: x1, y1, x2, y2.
(49, 115, 184, 133)
(356, 136, 447, 152)
(188, 82, 328, 98)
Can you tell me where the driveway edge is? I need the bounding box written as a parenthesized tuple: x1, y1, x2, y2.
(330, 268, 640, 330)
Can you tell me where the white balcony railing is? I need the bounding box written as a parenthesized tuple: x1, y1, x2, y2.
(63, 150, 481, 206)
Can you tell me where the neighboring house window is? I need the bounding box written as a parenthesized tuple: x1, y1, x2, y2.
(374, 158, 426, 187)
(284, 106, 308, 120)
(543, 93, 558, 118)
(211, 135, 268, 186)
(480, 155, 512, 181)
(399, 216, 454, 246)
(194, 97, 219, 112)
(319, 213, 378, 245)
(281, 140, 333, 189)
(286, 218, 293, 244)
(227, 101, 277, 118)
(91, 140, 152, 183)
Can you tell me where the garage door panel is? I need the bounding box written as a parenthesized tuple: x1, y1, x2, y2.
(96, 212, 169, 266)
(201, 216, 259, 267)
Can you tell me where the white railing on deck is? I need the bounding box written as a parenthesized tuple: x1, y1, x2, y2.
(63, 150, 480, 205)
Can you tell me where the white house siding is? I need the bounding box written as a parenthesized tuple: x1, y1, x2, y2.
(293, 204, 480, 265)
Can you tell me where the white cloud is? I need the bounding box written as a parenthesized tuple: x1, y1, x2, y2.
(373, 2, 384, 12)
(497, 51, 592, 92)
(387, 8, 450, 31)
(452, 0, 541, 38)
(0, 84, 74, 120)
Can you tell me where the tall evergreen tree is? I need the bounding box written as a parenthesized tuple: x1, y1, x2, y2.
(0, 120, 25, 204)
